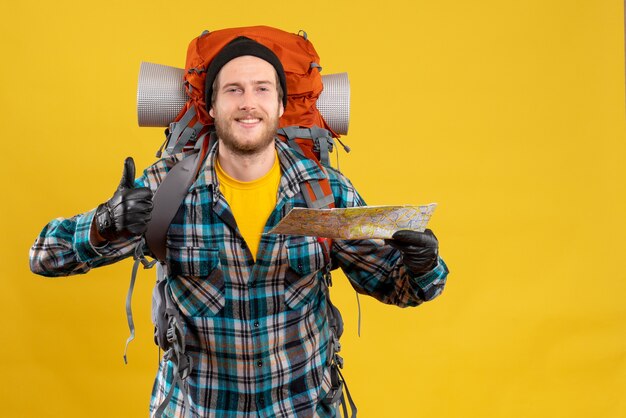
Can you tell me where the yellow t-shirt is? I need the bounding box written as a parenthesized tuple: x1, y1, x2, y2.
(215, 154, 281, 260)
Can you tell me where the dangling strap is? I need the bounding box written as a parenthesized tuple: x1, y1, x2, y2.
(326, 352, 357, 418)
(123, 240, 157, 364)
(148, 258, 194, 417)
(336, 366, 357, 418)
(153, 304, 194, 417)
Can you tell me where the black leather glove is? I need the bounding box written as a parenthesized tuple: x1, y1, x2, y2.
(95, 157, 153, 242)
(385, 229, 439, 274)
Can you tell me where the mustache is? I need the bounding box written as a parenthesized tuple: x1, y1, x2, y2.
(233, 111, 264, 120)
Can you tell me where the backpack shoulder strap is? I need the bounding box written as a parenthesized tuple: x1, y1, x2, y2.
(145, 136, 209, 261)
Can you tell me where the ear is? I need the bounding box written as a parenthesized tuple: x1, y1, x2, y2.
(209, 106, 215, 118)
(278, 102, 284, 118)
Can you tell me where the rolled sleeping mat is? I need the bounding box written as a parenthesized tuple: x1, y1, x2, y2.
(137, 62, 350, 135)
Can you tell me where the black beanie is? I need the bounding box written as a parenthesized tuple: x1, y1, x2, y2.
(205, 36, 288, 109)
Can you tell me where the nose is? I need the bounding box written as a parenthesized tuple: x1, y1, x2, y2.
(239, 89, 256, 111)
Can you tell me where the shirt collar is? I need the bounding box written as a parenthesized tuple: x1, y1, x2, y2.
(190, 139, 328, 200)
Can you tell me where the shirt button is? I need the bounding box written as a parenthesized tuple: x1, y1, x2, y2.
(257, 360, 263, 368)
(254, 321, 260, 328)
(258, 395, 265, 406)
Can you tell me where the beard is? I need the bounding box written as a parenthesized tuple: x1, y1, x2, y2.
(213, 109, 279, 156)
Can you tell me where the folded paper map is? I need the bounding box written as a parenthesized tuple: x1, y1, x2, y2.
(267, 204, 437, 239)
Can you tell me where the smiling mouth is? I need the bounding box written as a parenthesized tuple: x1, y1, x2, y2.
(236, 118, 261, 124)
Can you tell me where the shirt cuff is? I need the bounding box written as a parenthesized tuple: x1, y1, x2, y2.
(72, 208, 104, 262)
(410, 257, 449, 301)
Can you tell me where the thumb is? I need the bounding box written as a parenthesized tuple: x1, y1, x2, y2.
(118, 157, 136, 190)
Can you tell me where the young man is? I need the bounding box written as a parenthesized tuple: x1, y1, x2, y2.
(30, 37, 449, 417)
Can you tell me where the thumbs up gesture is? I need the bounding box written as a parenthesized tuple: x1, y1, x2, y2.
(94, 157, 153, 242)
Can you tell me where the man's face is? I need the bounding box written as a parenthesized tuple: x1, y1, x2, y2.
(209, 55, 284, 156)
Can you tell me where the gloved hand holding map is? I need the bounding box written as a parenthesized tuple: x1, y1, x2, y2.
(267, 204, 437, 239)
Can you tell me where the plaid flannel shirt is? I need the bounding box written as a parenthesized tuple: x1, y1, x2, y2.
(30, 140, 449, 417)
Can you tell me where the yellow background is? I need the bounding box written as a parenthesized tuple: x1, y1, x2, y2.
(2, 0, 625, 417)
